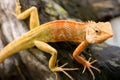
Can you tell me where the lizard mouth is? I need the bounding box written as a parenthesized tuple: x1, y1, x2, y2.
(93, 34, 113, 44)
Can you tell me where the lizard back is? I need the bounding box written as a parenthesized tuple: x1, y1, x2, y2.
(45, 20, 87, 42)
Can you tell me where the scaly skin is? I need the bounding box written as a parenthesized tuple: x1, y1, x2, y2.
(0, 0, 113, 80)
(0, 20, 86, 63)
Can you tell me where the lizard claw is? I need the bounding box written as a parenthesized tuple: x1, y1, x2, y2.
(82, 57, 100, 80)
(51, 63, 79, 80)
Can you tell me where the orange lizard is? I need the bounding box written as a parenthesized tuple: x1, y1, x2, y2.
(0, 0, 113, 80)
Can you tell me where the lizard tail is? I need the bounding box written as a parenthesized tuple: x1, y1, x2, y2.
(0, 37, 34, 63)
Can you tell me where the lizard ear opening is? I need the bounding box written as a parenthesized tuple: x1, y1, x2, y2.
(85, 25, 97, 43)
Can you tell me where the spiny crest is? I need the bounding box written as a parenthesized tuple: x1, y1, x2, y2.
(87, 20, 96, 23)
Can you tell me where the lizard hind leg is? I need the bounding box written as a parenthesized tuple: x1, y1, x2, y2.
(15, 0, 40, 30)
(52, 63, 79, 80)
(15, 0, 21, 15)
(34, 40, 78, 80)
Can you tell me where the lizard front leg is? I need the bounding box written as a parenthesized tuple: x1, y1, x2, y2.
(34, 40, 78, 80)
(73, 40, 100, 80)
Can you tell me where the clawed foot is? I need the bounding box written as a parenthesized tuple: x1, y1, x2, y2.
(51, 63, 79, 80)
(82, 57, 101, 80)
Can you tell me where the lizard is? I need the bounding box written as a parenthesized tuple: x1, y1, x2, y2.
(0, 0, 113, 80)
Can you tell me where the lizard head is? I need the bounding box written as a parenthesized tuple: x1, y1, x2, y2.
(86, 21, 113, 44)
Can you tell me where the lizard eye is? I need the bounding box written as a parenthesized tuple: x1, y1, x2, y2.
(95, 29, 101, 34)
(95, 30, 99, 33)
